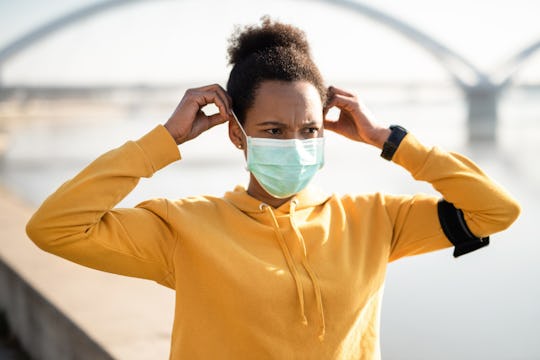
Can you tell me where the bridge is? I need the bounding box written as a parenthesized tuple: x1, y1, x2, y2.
(0, 0, 538, 142)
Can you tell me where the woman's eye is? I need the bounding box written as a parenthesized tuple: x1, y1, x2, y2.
(306, 127, 319, 134)
(266, 128, 282, 135)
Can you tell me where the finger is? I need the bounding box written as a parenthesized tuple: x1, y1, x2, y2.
(328, 85, 356, 98)
(189, 110, 227, 138)
(323, 95, 336, 114)
(210, 89, 231, 119)
(325, 93, 358, 113)
(323, 105, 331, 118)
(323, 101, 341, 119)
(197, 84, 232, 114)
(197, 83, 225, 92)
(206, 113, 230, 130)
(323, 118, 339, 132)
(194, 90, 230, 121)
(209, 84, 232, 114)
(216, 85, 233, 110)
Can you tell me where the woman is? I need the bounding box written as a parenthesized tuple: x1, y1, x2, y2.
(26, 18, 520, 359)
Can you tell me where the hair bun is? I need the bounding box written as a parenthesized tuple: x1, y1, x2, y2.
(227, 16, 311, 66)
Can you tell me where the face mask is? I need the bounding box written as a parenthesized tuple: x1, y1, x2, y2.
(232, 111, 324, 199)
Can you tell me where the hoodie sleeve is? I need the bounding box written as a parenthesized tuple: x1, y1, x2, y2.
(385, 133, 520, 261)
(26, 125, 181, 288)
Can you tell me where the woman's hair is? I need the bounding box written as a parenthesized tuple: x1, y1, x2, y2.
(226, 17, 326, 124)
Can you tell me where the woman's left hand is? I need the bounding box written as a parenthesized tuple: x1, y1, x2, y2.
(323, 86, 390, 149)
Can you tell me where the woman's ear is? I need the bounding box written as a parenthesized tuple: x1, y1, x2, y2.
(228, 119, 245, 150)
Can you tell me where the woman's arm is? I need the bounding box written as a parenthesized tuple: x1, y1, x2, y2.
(385, 133, 520, 259)
(325, 86, 520, 259)
(26, 84, 233, 286)
(26, 126, 181, 286)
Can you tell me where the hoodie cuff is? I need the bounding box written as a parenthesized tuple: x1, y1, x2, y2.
(391, 133, 432, 177)
(136, 125, 181, 172)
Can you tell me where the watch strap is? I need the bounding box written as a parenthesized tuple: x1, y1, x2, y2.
(381, 125, 408, 161)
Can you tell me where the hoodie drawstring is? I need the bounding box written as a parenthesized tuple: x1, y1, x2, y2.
(261, 202, 326, 341)
(290, 200, 326, 341)
(261, 203, 308, 326)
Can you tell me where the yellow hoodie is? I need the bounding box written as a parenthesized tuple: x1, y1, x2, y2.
(26, 125, 520, 359)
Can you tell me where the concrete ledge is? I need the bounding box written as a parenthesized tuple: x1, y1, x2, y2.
(0, 186, 174, 359)
(0, 258, 113, 360)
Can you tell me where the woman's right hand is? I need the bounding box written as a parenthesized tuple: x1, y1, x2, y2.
(164, 84, 233, 145)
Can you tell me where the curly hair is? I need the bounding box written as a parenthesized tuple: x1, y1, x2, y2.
(226, 17, 326, 124)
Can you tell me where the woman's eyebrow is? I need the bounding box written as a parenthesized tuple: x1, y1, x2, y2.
(256, 121, 287, 127)
(256, 120, 322, 127)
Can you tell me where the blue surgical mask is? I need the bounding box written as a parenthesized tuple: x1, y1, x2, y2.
(232, 111, 324, 199)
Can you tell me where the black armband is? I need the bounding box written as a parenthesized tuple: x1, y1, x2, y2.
(437, 199, 490, 257)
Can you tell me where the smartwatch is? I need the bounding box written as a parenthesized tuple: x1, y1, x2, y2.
(380, 125, 408, 161)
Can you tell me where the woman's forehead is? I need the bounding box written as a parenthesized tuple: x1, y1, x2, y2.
(254, 80, 321, 102)
(246, 80, 323, 123)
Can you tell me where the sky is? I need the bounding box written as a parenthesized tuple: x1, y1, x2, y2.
(0, 0, 539, 86)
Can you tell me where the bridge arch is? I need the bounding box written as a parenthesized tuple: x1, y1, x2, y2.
(0, 0, 146, 69)
(0, 0, 482, 88)
(0, 0, 536, 142)
(496, 38, 540, 88)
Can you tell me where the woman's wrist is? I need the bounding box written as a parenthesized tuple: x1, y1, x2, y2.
(367, 127, 391, 149)
(163, 122, 185, 145)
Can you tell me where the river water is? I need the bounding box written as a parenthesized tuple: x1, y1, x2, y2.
(1, 85, 539, 359)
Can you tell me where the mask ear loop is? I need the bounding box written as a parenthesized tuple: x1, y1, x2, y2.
(231, 110, 250, 172)
(231, 110, 248, 142)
